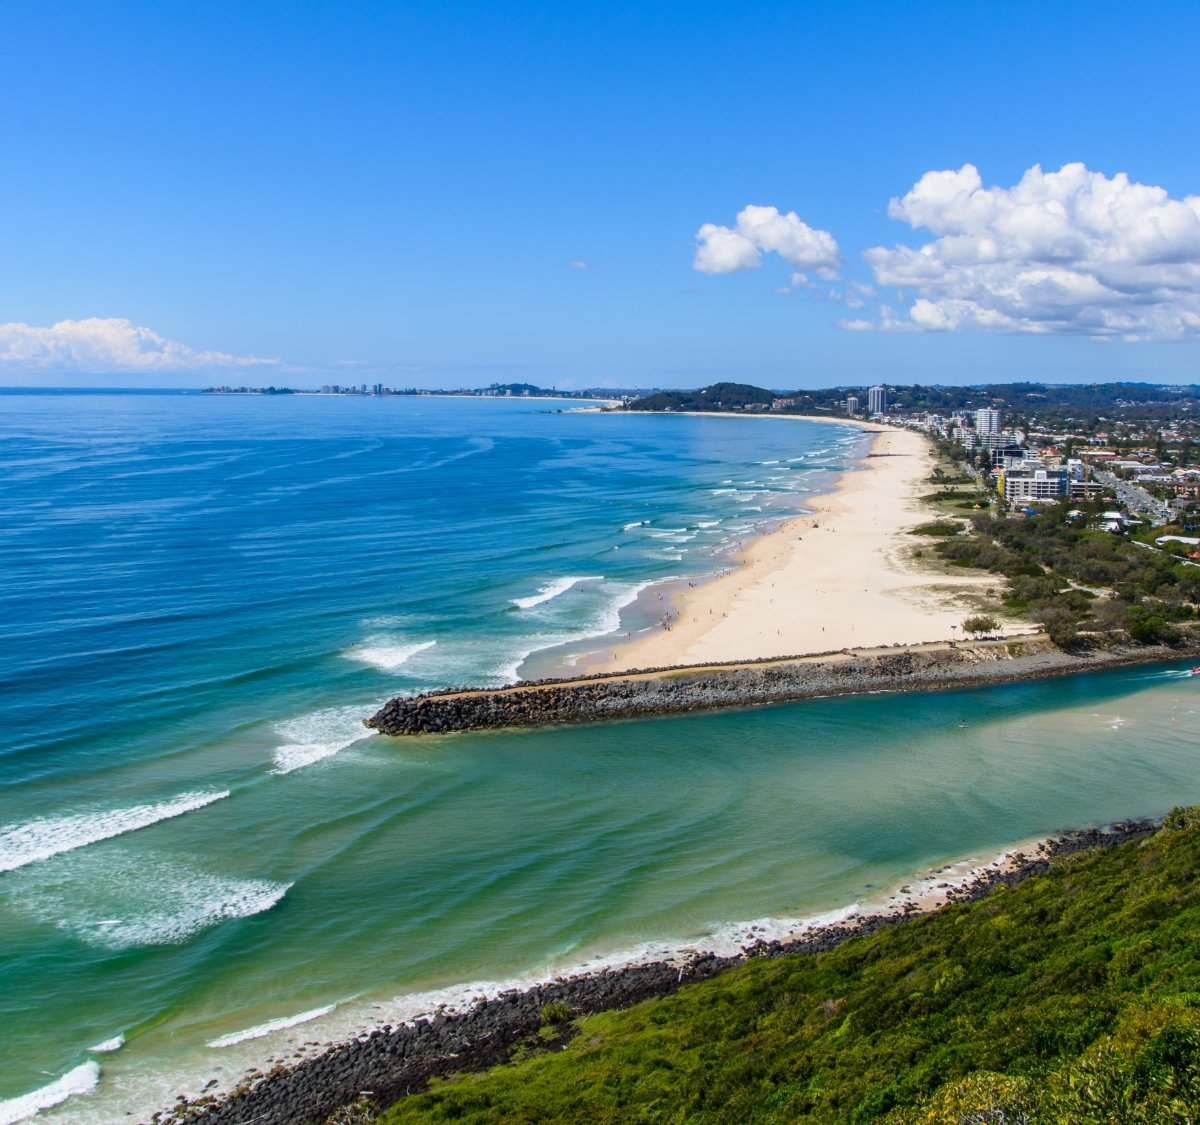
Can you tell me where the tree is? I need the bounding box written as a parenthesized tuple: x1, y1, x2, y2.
(962, 615, 999, 639)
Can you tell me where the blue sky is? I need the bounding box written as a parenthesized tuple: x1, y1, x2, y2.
(2, 0, 1199, 388)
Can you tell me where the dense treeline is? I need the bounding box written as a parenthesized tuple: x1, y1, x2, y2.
(377, 810, 1200, 1123)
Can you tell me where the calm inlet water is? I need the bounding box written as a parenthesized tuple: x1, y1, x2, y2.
(2, 392, 1199, 1123)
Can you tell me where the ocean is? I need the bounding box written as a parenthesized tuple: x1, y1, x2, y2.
(2, 391, 1200, 1122)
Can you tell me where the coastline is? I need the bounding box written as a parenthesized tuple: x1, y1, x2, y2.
(170, 816, 1157, 1125)
(586, 423, 1005, 675)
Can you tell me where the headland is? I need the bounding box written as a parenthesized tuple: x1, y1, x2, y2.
(166, 816, 1157, 1125)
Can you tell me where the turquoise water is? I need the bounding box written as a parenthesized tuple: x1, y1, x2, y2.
(2, 393, 1199, 1122)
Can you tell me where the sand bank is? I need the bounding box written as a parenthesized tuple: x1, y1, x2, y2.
(591, 425, 1007, 673)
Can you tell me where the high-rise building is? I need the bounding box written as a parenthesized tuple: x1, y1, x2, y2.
(976, 407, 1001, 435)
(845, 395, 860, 416)
(868, 385, 887, 415)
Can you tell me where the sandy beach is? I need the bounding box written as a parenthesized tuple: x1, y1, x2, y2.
(592, 424, 1007, 673)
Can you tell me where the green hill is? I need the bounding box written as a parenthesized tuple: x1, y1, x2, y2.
(627, 383, 777, 412)
(378, 810, 1200, 1123)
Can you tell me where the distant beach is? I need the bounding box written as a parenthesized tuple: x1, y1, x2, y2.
(589, 422, 1007, 673)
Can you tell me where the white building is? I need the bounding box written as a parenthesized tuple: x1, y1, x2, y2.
(1003, 464, 1068, 503)
(976, 407, 1002, 435)
(846, 395, 860, 416)
(868, 385, 887, 415)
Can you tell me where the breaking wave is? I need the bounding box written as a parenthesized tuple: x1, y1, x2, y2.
(0, 791, 230, 874)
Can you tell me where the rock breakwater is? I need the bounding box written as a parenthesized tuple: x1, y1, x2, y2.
(365, 637, 1189, 737)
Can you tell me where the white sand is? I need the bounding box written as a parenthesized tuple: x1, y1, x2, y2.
(592, 425, 1009, 673)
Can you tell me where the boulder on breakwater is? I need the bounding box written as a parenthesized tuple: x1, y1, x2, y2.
(364, 637, 1088, 737)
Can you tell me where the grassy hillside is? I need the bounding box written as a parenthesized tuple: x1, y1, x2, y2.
(378, 810, 1200, 1123)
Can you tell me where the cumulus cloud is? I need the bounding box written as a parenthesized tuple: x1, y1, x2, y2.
(862, 163, 1200, 339)
(694, 205, 840, 276)
(0, 318, 277, 372)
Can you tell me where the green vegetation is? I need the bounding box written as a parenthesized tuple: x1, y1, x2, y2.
(961, 614, 998, 639)
(932, 499, 1200, 649)
(627, 383, 776, 412)
(379, 813, 1200, 1123)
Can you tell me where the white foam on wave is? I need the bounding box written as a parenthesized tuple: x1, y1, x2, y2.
(343, 638, 436, 672)
(0, 1061, 99, 1125)
(207, 1004, 337, 1048)
(512, 575, 602, 610)
(473, 579, 663, 683)
(701, 903, 864, 955)
(272, 705, 375, 774)
(645, 528, 694, 543)
(69, 873, 292, 950)
(12, 850, 293, 951)
(622, 520, 646, 531)
(88, 1034, 125, 1053)
(0, 791, 230, 874)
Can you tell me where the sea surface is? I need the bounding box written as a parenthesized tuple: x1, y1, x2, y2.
(2, 391, 1200, 1122)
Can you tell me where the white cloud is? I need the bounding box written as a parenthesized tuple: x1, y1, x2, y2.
(862, 163, 1200, 339)
(0, 318, 277, 372)
(831, 281, 875, 309)
(694, 205, 840, 276)
(568, 259, 589, 270)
